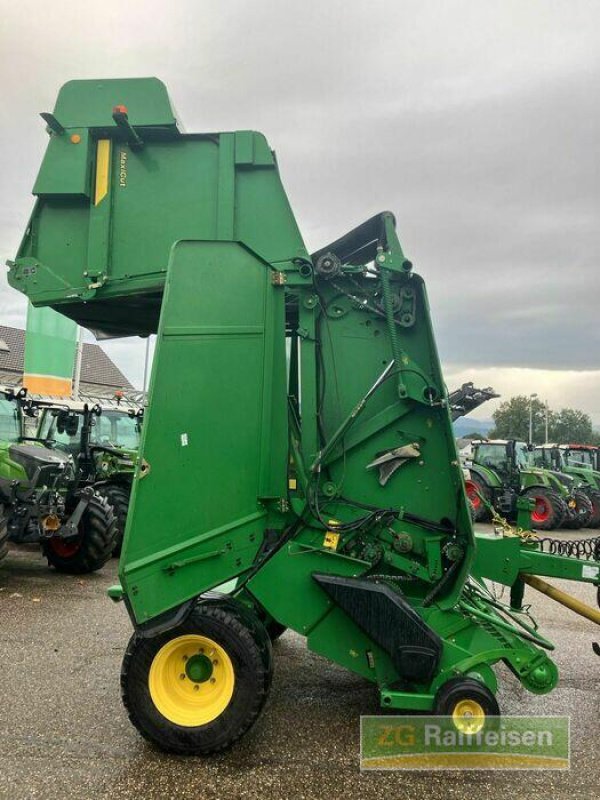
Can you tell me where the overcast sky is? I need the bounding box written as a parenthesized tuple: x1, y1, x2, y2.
(1, 1, 598, 422)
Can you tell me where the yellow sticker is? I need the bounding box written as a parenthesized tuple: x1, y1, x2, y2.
(323, 531, 340, 550)
(288, 478, 297, 490)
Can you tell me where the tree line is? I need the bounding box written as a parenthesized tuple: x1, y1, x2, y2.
(467, 395, 600, 444)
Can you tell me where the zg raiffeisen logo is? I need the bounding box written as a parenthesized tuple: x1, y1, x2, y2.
(360, 716, 570, 770)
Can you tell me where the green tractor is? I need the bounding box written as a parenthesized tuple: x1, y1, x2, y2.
(6, 78, 600, 755)
(564, 444, 600, 472)
(465, 439, 592, 530)
(533, 444, 600, 528)
(34, 400, 143, 552)
(0, 389, 116, 572)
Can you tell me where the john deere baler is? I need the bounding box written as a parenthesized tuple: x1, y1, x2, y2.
(7, 78, 600, 754)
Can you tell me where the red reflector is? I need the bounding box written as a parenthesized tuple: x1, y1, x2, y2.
(113, 104, 128, 115)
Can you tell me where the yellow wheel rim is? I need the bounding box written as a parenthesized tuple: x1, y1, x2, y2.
(149, 634, 235, 727)
(451, 699, 486, 734)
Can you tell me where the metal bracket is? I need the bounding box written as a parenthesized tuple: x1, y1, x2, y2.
(271, 271, 287, 286)
(54, 487, 93, 540)
(367, 443, 421, 486)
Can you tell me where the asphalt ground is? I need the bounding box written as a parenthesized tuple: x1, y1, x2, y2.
(0, 525, 598, 800)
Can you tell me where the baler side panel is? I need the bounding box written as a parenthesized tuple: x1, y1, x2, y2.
(119, 240, 288, 623)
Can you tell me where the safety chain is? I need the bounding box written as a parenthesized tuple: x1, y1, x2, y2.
(473, 487, 600, 559)
(474, 492, 539, 544)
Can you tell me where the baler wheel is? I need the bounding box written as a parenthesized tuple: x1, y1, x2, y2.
(434, 677, 499, 735)
(121, 603, 272, 755)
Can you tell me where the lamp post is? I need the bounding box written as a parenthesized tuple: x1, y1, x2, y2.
(529, 393, 538, 445)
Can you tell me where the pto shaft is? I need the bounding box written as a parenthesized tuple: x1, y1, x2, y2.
(522, 574, 600, 625)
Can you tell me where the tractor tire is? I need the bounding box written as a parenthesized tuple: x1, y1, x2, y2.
(434, 677, 500, 734)
(95, 483, 130, 556)
(464, 476, 491, 522)
(522, 488, 565, 531)
(582, 488, 600, 528)
(43, 493, 117, 574)
(121, 602, 273, 755)
(0, 504, 8, 564)
(563, 491, 594, 530)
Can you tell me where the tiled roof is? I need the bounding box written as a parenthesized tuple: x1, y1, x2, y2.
(0, 325, 133, 391)
(0, 325, 24, 373)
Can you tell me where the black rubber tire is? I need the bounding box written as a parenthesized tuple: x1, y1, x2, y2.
(563, 490, 594, 530)
(0, 504, 8, 564)
(553, 493, 569, 528)
(434, 677, 500, 732)
(465, 476, 491, 522)
(121, 602, 273, 755)
(95, 483, 130, 556)
(522, 488, 565, 531)
(583, 488, 600, 528)
(43, 493, 117, 574)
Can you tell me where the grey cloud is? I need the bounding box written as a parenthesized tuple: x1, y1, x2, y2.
(0, 0, 598, 396)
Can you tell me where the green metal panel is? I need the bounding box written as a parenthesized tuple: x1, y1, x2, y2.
(119, 240, 288, 622)
(52, 78, 177, 129)
(469, 463, 503, 489)
(33, 128, 91, 196)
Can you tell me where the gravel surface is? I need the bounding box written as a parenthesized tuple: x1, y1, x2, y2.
(0, 526, 598, 800)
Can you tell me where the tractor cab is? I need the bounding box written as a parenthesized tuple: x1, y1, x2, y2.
(89, 408, 142, 452)
(36, 401, 141, 462)
(533, 444, 563, 471)
(563, 445, 598, 471)
(471, 439, 531, 483)
(38, 408, 82, 457)
(0, 392, 23, 445)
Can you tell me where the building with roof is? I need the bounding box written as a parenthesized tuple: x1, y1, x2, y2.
(0, 325, 134, 398)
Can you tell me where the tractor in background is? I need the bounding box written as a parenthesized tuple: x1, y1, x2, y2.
(563, 444, 600, 473)
(0, 388, 116, 571)
(533, 444, 600, 528)
(34, 399, 142, 553)
(465, 439, 592, 529)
